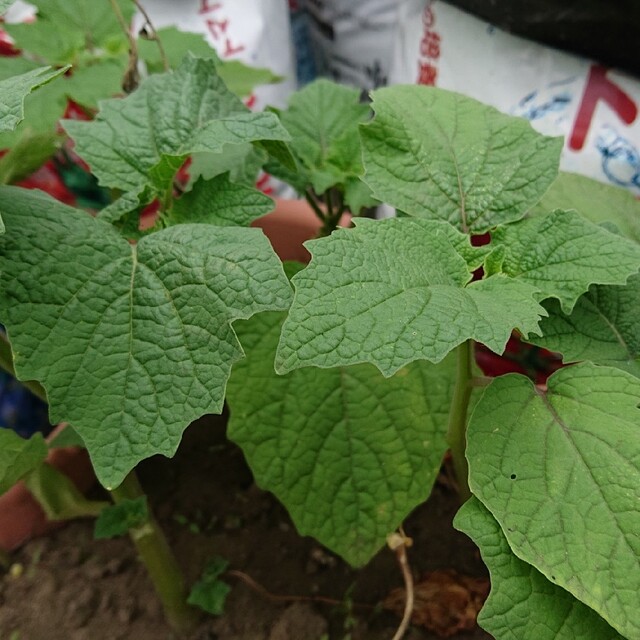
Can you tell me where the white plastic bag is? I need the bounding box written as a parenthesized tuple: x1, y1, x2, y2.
(391, 0, 640, 194)
(302, 0, 399, 91)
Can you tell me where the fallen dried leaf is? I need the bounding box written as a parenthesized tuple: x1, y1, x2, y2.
(383, 568, 489, 638)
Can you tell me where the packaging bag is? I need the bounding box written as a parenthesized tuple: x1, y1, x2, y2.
(391, 0, 640, 194)
(301, 0, 399, 91)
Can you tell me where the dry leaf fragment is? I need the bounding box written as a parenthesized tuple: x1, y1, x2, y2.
(383, 568, 489, 638)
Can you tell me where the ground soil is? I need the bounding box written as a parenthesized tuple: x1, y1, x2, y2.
(0, 413, 493, 640)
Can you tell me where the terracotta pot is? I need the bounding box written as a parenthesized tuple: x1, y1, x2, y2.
(0, 199, 336, 552)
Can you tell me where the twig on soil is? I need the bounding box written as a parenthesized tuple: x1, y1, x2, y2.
(226, 569, 375, 611)
(387, 529, 414, 640)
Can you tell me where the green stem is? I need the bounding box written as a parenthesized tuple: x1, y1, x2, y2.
(111, 472, 199, 634)
(304, 189, 326, 224)
(446, 340, 473, 502)
(0, 332, 47, 403)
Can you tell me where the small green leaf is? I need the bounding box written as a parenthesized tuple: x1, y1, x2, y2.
(97, 186, 155, 225)
(94, 497, 149, 539)
(0, 65, 68, 133)
(533, 275, 640, 377)
(360, 85, 563, 233)
(271, 79, 373, 211)
(188, 144, 266, 189)
(63, 58, 126, 109)
(62, 55, 290, 195)
(23, 462, 108, 520)
(217, 60, 281, 99)
(276, 218, 545, 377)
(167, 174, 273, 227)
(0, 187, 292, 489)
(531, 172, 640, 244)
(138, 26, 220, 72)
(466, 364, 640, 638)
(455, 498, 624, 640)
(228, 311, 453, 566)
(0, 429, 47, 496)
(492, 209, 640, 313)
(0, 129, 60, 185)
(188, 557, 230, 616)
(4, 0, 132, 65)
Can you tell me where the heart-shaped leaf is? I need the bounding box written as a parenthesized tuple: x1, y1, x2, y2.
(0, 187, 292, 488)
(467, 364, 640, 638)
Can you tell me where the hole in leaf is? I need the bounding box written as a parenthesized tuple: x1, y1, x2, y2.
(510, 473, 517, 480)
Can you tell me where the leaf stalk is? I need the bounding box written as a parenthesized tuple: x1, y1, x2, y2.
(446, 340, 473, 501)
(111, 471, 200, 634)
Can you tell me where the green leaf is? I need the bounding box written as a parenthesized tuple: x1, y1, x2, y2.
(4, 0, 132, 65)
(94, 497, 149, 539)
(97, 186, 155, 225)
(217, 60, 281, 99)
(0, 187, 292, 489)
(276, 218, 545, 377)
(167, 174, 273, 227)
(455, 498, 624, 640)
(0, 429, 47, 496)
(466, 364, 640, 638)
(188, 557, 230, 616)
(63, 58, 126, 109)
(0, 65, 68, 133)
(272, 79, 374, 211)
(23, 461, 108, 520)
(188, 144, 266, 189)
(531, 172, 640, 244)
(0, 129, 60, 185)
(492, 209, 640, 313)
(138, 26, 220, 72)
(532, 275, 640, 377)
(138, 28, 281, 97)
(360, 86, 563, 233)
(0, 67, 69, 148)
(228, 311, 453, 566)
(63, 55, 290, 194)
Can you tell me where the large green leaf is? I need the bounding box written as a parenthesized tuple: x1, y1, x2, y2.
(0, 429, 47, 496)
(276, 218, 545, 377)
(455, 498, 624, 640)
(0, 65, 68, 133)
(228, 310, 453, 566)
(269, 79, 374, 212)
(0, 187, 292, 489)
(466, 364, 640, 638)
(492, 209, 640, 313)
(533, 275, 640, 377)
(62, 55, 290, 195)
(531, 172, 640, 244)
(4, 0, 132, 65)
(360, 86, 563, 233)
(166, 174, 273, 228)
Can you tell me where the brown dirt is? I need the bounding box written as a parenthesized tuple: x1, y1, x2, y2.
(0, 414, 492, 640)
